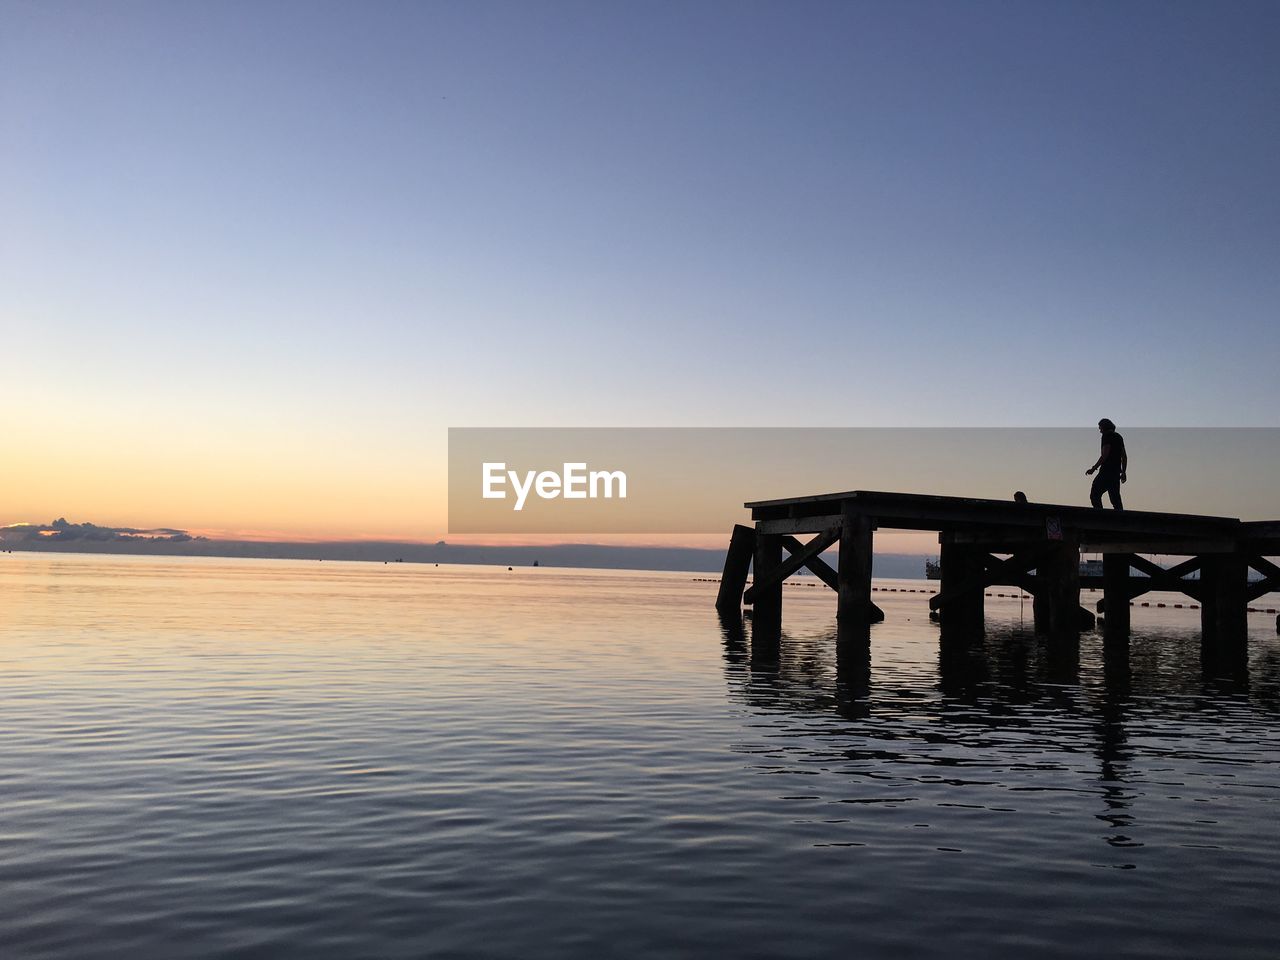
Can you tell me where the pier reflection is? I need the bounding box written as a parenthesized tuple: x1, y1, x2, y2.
(719, 611, 871, 720)
(718, 611, 1280, 859)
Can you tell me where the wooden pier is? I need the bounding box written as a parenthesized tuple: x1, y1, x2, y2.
(717, 491, 1280, 671)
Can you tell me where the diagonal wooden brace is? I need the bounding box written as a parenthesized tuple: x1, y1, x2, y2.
(1126, 554, 1204, 601)
(744, 527, 840, 605)
(1249, 555, 1280, 582)
(1246, 557, 1279, 603)
(781, 534, 839, 591)
(929, 549, 1039, 611)
(780, 534, 886, 620)
(1246, 579, 1277, 604)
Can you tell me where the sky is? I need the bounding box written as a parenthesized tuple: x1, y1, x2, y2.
(3, 0, 1278, 542)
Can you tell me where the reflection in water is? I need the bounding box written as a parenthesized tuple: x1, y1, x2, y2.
(1095, 644, 1136, 849)
(720, 608, 1280, 869)
(3, 556, 1278, 960)
(720, 611, 873, 721)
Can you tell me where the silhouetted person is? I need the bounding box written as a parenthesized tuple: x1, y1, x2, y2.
(1086, 418, 1127, 509)
(1013, 490, 1028, 504)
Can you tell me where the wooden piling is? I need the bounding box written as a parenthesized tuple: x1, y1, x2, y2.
(1039, 537, 1080, 641)
(1102, 552, 1131, 642)
(836, 507, 875, 636)
(752, 532, 783, 642)
(1032, 588, 1050, 633)
(1201, 553, 1248, 673)
(939, 538, 984, 639)
(716, 524, 756, 612)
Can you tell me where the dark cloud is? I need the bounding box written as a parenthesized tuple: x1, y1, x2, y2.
(1, 518, 198, 543)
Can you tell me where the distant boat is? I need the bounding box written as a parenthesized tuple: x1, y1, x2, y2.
(925, 559, 941, 580)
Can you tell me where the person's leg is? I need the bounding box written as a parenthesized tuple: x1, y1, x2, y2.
(1108, 478, 1123, 510)
(1090, 474, 1105, 508)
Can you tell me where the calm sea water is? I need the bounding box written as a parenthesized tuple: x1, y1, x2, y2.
(1, 553, 1278, 959)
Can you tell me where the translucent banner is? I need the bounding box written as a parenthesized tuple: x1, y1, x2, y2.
(448, 428, 1280, 534)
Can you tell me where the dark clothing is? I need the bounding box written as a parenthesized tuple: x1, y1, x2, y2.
(1090, 472, 1123, 510)
(1098, 431, 1126, 478)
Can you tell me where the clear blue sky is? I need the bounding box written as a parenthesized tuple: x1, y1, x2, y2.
(3, 0, 1278, 536)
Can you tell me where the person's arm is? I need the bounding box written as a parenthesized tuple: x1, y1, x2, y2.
(1086, 444, 1110, 476)
(1120, 449, 1128, 482)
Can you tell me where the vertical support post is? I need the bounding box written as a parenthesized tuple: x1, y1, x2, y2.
(1201, 553, 1248, 675)
(751, 529, 783, 644)
(837, 506, 874, 645)
(1038, 535, 1081, 681)
(716, 524, 756, 612)
(1032, 589, 1050, 633)
(1040, 536, 1081, 642)
(1031, 544, 1049, 632)
(939, 536, 984, 640)
(1102, 551, 1131, 644)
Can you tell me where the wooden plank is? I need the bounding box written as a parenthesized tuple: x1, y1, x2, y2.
(1242, 520, 1280, 539)
(873, 504, 1234, 537)
(715, 524, 756, 612)
(782, 535, 838, 591)
(1082, 540, 1242, 554)
(744, 527, 839, 604)
(746, 490, 1246, 539)
(944, 528, 1043, 546)
(755, 515, 844, 536)
(955, 537, 1241, 554)
(746, 489, 1237, 523)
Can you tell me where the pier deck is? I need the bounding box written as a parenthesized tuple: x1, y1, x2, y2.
(718, 491, 1279, 672)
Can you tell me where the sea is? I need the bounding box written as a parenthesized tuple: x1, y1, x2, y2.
(1, 552, 1277, 959)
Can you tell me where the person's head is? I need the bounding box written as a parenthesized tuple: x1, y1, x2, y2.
(1013, 490, 1028, 504)
(1098, 418, 1116, 434)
